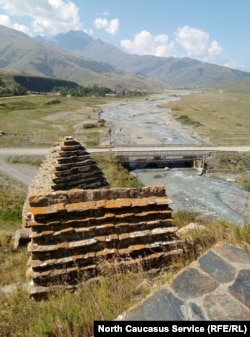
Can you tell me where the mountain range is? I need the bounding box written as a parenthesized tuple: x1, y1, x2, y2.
(1, 24, 250, 90)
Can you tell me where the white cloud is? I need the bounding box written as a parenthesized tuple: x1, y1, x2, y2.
(208, 40, 223, 59)
(0, 0, 82, 36)
(0, 14, 31, 35)
(0, 14, 11, 26)
(175, 25, 223, 61)
(121, 26, 224, 65)
(94, 18, 119, 35)
(120, 30, 175, 57)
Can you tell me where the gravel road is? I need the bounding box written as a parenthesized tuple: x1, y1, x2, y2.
(0, 149, 48, 186)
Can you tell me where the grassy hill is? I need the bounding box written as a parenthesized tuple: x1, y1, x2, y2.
(44, 30, 250, 89)
(1, 25, 250, 90)
(0, 25, 169, 91)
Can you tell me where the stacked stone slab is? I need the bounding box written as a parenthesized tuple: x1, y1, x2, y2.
(23, 136, 181, 297)
(28, 136, 110, 193)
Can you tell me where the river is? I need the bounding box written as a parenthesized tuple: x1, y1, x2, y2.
(99, 93, 250, 225)
(99, 94, 200, 146)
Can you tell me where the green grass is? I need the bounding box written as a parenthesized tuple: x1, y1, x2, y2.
(94, 154, 144, 188)
(176, 114, 203, 127)
(0, 176, 26, 231)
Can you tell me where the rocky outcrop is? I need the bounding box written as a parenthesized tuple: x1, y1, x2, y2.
(23, 136, 181, 298)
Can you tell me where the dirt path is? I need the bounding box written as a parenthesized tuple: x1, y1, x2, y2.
(0, 149, 48, 186)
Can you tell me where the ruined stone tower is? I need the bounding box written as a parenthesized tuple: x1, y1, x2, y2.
(23, 136, 181, 297)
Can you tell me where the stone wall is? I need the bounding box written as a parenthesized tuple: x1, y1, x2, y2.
(23, 137, 181, 297)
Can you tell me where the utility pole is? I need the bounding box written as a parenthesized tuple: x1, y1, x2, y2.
(108, 127, 112, 159)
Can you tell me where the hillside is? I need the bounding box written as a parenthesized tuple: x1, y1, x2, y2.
(0, 25, 168, 91)
(1, 25, 250, 90)
(214, 77, 250, 93)
(35, 30, 250, 89)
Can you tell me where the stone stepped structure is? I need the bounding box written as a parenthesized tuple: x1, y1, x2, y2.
(23, 136, 181, 297)
(28, 136, 110, 193)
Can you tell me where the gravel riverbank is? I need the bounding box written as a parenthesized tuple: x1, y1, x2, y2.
(99, 93, 250, 224)
(132, 168, 250, 224)
(99, 93, 205, 146)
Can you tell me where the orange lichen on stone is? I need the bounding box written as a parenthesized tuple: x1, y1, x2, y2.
(115, 222, 128, 229)
(30, 230, 54, 238)
(73, 255, 84, 261)
(159, 209, 173, 216)
(96, 235, 106, 242)
(96, 223, 114, 230)
(56, 242, 69, 249)
(65, 201, 96, 212)
(27, 203, 65, 216)
(96, 248, 116, 256)
(107, 234, 119, 241)
(135, 210, 156, 217)
(117, 198, 132, 207)
(115, 212, 134, 219)
(131, 198, 147, 207)
(53, 227, 74, 235)
(145, 197, 156, 205)
(97, 212, 115, 220)
(96, 200, 106, 208)
(154, 197, 172, 205)
(117, 248, 129, 255)
(129, 244, 145, 252)
(119, 233, 130, 240)
(86, 252, 96, 258)
(105, 200, 119, 209)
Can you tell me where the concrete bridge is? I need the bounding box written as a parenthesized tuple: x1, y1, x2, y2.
(90, 145, 250, 165)
(0, 145, 249, 157)
(0, 145, 249, 185)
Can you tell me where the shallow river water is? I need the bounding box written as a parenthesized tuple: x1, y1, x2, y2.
(100, 94, 199, 146)
(99, 94, 250, 225)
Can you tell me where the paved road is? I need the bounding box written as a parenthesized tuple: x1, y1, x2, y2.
(0, 145, 250, 156)
(0, 146, 250, 186)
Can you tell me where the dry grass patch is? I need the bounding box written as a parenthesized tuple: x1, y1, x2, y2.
(0, 95, 113, 148)
(0, 210, 249, 336)
(1, 219, 249, 337)
(164, 91, 250, 145)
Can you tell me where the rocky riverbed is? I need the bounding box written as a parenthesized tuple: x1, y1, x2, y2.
(99, 93, 250, 225)
(132, 168, 250, 224)
(99, 93, 206, 146)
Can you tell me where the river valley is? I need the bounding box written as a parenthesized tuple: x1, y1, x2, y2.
(99, 93, 250, 225)
(0, 93, 249, 225)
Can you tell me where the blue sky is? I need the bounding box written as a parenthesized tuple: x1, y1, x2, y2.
(0, 0, 249, 71)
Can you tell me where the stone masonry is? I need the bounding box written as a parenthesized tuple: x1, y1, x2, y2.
(23, 136, 181, 297)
